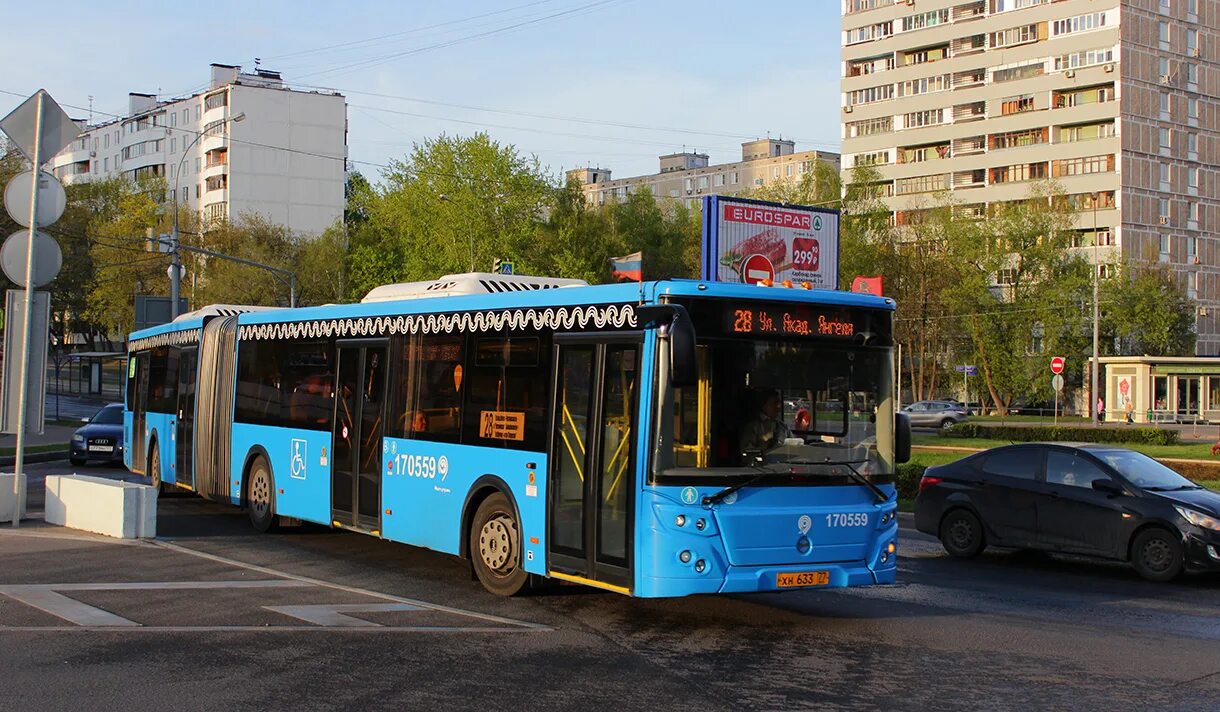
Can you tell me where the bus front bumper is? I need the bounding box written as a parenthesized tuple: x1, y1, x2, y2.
(637, 560, 896, 597)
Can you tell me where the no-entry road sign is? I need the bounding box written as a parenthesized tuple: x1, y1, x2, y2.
(1050, 356, 1065, 375)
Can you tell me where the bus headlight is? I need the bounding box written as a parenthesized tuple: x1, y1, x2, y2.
(879, 511, 895, 526)
(694, 559, 707, 573)
(679, 550, 692, 564)
(674, 515, 686, 528)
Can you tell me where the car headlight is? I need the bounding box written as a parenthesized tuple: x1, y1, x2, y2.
(72, 435, 85, 444)
(1175, 505, 1220, 531)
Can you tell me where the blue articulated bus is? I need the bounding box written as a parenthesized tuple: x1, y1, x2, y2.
(124, 272, 908, 597)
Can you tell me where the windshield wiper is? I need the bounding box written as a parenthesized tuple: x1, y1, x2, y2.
(787, 458, 890, 504)
(702, 459, 779, 506)
(701, 458, 891, 506)
(1146, 484, 1202, 491)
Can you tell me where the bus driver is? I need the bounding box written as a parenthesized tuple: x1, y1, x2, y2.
(740, 389, 791, 455)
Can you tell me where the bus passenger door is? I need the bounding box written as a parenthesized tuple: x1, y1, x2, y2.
(332, 342, 388, 532)
(548, 340, 639, 591)
(131, 353, 150, 473)
(174, 348, 197, 487)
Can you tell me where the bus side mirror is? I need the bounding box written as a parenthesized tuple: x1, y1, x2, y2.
(895, 412, 911, 464)
(636, 304, 697, 388)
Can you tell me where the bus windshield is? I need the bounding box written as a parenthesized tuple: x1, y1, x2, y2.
(660, 314, 895, 483)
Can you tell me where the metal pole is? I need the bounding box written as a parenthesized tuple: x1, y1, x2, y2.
(171, 143, 188, 320)
(1091, 196, 1100, 427)
(289, 272, 296, 308)
(12, 92, 44, 527)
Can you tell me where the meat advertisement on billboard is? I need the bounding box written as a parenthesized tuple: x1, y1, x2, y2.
(700, 195, 839, 289)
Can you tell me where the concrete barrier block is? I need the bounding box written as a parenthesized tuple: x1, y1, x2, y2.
(0, 473, 26, 522)
(43, 475, 156, 538)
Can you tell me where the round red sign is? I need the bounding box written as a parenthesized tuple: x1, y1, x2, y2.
(1050, 356, 1065, 375)
(742, 253, 775, 285)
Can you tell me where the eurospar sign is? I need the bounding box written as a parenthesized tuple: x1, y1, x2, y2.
(700, 195, 839, 289)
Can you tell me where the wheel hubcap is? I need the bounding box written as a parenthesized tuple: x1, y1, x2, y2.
(1143, 539, 1171, 572)
(950, 519, 973, 548)
(252, 472, 269, 517)
(479, 514, 517, 574)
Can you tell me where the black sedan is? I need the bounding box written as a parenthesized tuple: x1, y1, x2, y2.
(914, 443, 1220, 581)
(69, 403, 125, 466)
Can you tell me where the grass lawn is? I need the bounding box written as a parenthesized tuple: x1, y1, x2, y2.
(0, 443, 65, 457)
(1205, 481, 1220, 492)
(914, 434, 1219, 461)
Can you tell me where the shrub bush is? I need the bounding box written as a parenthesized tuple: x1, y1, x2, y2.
(895, 463, 927, 500)
(944, 423, 1179, 445)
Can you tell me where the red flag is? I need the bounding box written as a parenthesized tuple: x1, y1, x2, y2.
(851, 275, 883, 296)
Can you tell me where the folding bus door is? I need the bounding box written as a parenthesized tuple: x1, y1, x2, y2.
(548, 338, 640, 591)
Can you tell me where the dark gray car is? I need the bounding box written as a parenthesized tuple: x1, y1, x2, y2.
(902, 400, 968, 430)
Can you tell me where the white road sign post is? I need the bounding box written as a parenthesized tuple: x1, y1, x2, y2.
(0, 90, 79, 527)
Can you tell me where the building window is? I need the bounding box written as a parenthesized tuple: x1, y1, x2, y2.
(1160, 128, 1172, 149)
(1190, 202, 1201, 224)
(898, 74, 949, 97)
(1160, 234, 1172, 261)
(1161, 93, 1172, 114)
(1188, 235, 1198, 260)
(990, 128, 1046, 149)
(902, 45, 949, 66)
(1188, 98, 1199, 119)
(170, 137, 177, 154)
(846, 0, 895, 12)
(991, 162, 1047, 183)
(713, 174, 724, 187)
(990, 24, 1039, 49)
(1161, 163, 1172, 188)
(103, 158, 109, 171)
(1000, 94, 1035, 115)
(195, 157, 201, 174)
(169, 113, 176, 128)
(1160, 199, 1171, 219)
(684, 178, 692, 192)
(785, 164, 794, 177)
(1051, 154, 1114, 177)
(846, 21, 893, 44)
(697, 176, 709, 190)
(848, 116, 893, 136)
(1187, 63, 1198, 85)
(1159, 57, 1171, 78)
(992, 61, 1045, 82)
(895, 173, 949, 195)
(847, 83, 895, 106)
(901, 8, 948, 31)
(1058, 121, 1115, 143)
(1052, 11, 1106, 36)
(1054, 83, 1113, 108)
(731, 172, 739, 184)
(903, 108, 944, 129)
(1053, 47, 1115, 71)
(103, 134, 109, 149)
(1188, 167, 1200, 189)
(1188, 132, 1198, 155)
(848, 55, 895, 76)
(1187, 28, 1198, 53)
(854, 151, 889, 167)
(1159, 22, 1170, 44)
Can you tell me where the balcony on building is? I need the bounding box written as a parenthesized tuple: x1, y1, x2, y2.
(952, 1, 985, 22)
(952, 135, 987, 156)
(953, 169, 986, 189)
(953, 102, 986, 123)
(953, 68, 986, 89)
(951, 34, 986, 56)
(898, 142, 951, 165)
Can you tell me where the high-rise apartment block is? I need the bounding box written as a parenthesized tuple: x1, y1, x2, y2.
(48, 64, 348, 236)
(841, 0, 1220, 353)
(568, 139, 840, 207)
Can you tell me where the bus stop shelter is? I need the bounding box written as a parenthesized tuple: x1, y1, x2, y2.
(1096, 356, 1220, 424)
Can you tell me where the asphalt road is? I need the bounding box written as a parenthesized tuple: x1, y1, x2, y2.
(1, 460, 1217, 712)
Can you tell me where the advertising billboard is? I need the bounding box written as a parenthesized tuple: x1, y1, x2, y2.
(700, 195, 839, 289)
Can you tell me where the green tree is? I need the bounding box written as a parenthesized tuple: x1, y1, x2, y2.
(1103, 264, 1195, 356)
(346, 133, 554, 298)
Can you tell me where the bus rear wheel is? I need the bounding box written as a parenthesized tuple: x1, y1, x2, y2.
(247, 457, 279, 533)
(148, 444, 164, 495)
(470, 492, 528, 597)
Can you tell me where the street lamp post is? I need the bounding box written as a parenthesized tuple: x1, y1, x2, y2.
(171, 111, 245, 318)
(1098, 193, 1107, 429)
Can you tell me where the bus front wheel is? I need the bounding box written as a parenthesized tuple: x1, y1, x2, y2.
(470, 492, 528, 597)
(148, 444, 164, 495)
(247, 456, 279, 533)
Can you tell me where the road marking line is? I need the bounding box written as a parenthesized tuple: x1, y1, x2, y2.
(0, 581, 311, 627)
(150, 540, 549, 631)
(0, 587, 140, 627)
(265, 603, 422, 627)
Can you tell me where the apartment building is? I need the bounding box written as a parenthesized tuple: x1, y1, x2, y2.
(48, 63, 348, 236)
(568, 139, 841, 207)
(840, 0, 1220, 353)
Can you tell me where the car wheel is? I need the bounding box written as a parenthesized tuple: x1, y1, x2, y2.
(940, 418, 956, 431)
(940, 509, 986, 558)
(69, 456, 86, 467)
(247, 456, 279, 533)
(470, 492, 529, 597)
(1130, 528, 1183, 582)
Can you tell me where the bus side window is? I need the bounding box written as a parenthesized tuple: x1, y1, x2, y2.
(463, 335, 549, 452)
(396, 334, 463, 443)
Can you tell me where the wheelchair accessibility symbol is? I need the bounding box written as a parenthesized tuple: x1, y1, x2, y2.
(290, 439, 308, 480)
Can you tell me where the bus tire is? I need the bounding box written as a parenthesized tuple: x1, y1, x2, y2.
(148, 443, 164, 495)
(470, 492, 528, 597)
(247, 456, 279, 533)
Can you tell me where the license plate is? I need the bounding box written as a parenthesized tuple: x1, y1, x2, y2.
(88, 445, 113, 452)
(776, 570, 830, 588)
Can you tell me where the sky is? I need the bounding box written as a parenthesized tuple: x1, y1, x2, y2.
(0, 0, 842, 183)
